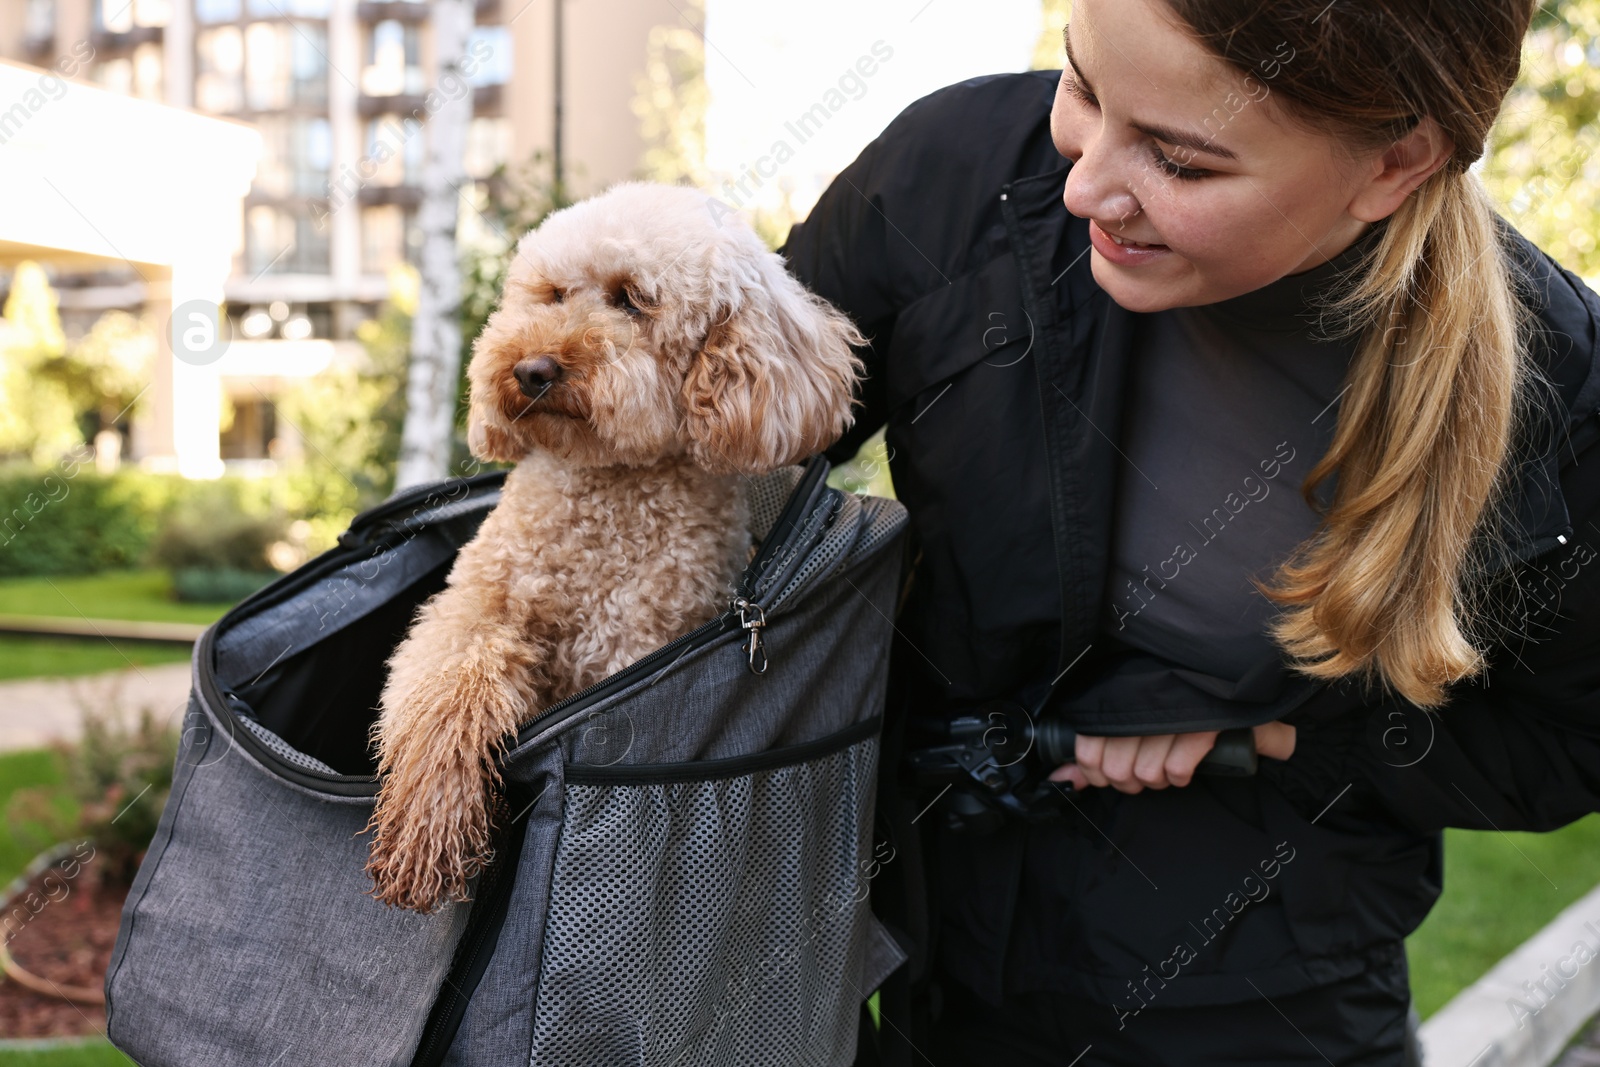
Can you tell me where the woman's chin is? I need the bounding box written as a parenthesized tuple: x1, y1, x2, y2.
(1093, 263, 1183, 313)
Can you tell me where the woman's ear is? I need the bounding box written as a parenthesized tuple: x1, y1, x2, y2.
(1349, 115, 1457, 223)
(680, 253, 864, 474)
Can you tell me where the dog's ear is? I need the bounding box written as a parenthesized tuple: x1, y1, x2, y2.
(681, 253, 864, 474)
(466, 398, 522, 463)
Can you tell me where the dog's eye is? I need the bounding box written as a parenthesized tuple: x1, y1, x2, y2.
(613, 286, 644, 316)
(551, 286, 566, 304)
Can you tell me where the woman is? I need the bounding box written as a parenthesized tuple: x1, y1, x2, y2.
(782, 0, 1600, 1063)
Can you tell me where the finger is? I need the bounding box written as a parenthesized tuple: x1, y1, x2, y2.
(1048, 762, 1082, 789)
(1099, 736, 1141, 788)
(1075, 733, 1111, 789)
(1254, 721, 1296, 760)
(1133, 734, 1178, 788)
(1165, 731, 1220, 787)
(1101, 737, 1146, 794)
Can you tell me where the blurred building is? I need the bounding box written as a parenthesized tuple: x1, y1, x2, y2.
(0, 0, 682, 473)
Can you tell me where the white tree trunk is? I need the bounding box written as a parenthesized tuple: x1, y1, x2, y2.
(395, 0, 475, 490)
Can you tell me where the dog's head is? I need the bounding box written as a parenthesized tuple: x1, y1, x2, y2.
(467, 182, 865, 472)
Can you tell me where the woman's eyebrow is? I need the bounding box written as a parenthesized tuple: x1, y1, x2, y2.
(1136, 119, 1240, 162)
(1061, 21, 1241, 163)
(1062, 24, 1095, 96)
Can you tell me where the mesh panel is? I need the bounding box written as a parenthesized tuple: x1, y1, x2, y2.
(236, 714, 342, 777)
(530, 735, 879, 1066)
(768, 491, 906, 612)
(851, 496, 906, 562)
(745, 466, 807, 544)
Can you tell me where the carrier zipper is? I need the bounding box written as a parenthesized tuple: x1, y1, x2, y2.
(512, 610, 739, 745)
(510, 458, 837, 745)
(733, 597, 768, 674)
(206, 462, 836, 790)
(409, 781, 533, 1067)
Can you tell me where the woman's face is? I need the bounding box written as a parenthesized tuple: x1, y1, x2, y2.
(1049, 0, 1379, 312)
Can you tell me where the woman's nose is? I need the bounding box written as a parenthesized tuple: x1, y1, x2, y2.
(1062, 136, 1143, 227)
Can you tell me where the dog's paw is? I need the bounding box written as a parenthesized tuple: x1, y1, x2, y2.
(363, 755, 496, 913)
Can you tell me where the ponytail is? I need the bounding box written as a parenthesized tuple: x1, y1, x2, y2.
(1264, 169, 1533, 707)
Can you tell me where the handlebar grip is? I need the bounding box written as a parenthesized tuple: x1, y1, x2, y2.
(1198, 727, 1258, 777)
(1032, 722, 1259, 777)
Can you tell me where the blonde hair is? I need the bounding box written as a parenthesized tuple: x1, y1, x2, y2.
(1164, 0, 1541, 707)
(1267, 172, 1534, 707)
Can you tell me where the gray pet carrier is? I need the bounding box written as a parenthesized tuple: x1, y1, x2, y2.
(103, 456, 909, 1066)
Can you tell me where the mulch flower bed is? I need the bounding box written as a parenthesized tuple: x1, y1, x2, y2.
(0, 849, 127, 1038)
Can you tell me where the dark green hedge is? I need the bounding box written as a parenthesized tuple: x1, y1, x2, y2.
(0, 464, 162, 577)
(0, 463, 292, 579)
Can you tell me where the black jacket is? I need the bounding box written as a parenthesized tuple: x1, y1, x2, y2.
(782, 71, 1600, 1009)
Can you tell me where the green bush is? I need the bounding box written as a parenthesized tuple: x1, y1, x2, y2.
(5, 704, 177, 887)
(147, 488, 285, 574)
(0, 463, 315, 581)
(170, 567, 275, 604)
(0, 461, 165, 577)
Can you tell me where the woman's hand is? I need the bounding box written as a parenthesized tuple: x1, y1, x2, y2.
(1048, 723, 1296, 793)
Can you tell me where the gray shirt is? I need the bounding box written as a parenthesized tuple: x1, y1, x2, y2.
(1101, 232, 1377, 681)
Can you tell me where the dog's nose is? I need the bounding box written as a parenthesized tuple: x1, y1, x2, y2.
(513, 356, 561, 397)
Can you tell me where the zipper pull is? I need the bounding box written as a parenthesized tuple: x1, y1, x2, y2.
(732, 597, 769, 674)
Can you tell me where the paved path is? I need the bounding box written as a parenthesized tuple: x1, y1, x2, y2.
(0, 662, 193, 751)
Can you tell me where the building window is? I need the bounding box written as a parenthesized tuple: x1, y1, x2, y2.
(133, 41, 164, 99)
(245, 21, 328, 110)
(247, 0, 330, 15)
(220, 396, 278, 461)
(362, 204, 417, 273)
(247, 204, 330, 274)
(24, 0, 55, 45)
(465, 116, 510, 178)
(362, 19, 422, 96)
(466, 27, 511, 87)
(363, 114, 423, 185)
(96, 0, 169, 31)
(196, 25, 243, 111)
(195, 0, 242, 23)
(94, 57, 133, 94)
(255, 116, 332, 197)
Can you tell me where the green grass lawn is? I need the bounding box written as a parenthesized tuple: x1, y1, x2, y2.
(0, 572, 229, 626)
(1409, 815, 1600, 1018)
(0, 749, 66, 887)
(0, 1044, 131, 1066)
(0, 638, 190, 684)
(0, 571, 227, 683)
(0, 751, 128, 1063)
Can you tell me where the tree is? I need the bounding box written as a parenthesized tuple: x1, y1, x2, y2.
(1483, 1, 1600, 279)
(0, 261, 79, 464)
(47, 309, 153, 450)
(278, 263, 415, 534)
(1032, 0, 1072, 71)
(395, 0, 476, 490)
(633, 0, 709, 189)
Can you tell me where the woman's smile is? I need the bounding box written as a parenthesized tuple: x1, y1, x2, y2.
(1088, 218, 1173, 264)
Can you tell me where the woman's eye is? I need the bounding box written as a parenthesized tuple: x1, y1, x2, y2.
(1063, 74, 1098, 108)
(1149, 144, 1209, 181)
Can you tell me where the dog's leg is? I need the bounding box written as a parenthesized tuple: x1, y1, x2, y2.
(364, 568, 543, 913)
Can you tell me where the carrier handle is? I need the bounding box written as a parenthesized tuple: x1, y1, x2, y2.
(1031, 721, 1258, 776)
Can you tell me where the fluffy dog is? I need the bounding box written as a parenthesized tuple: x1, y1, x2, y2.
(364, 182, 863, 912)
